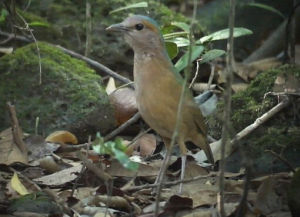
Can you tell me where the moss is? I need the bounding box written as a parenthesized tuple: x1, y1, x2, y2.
(0, 42, 113, 136)
(211, 65, 300, 173)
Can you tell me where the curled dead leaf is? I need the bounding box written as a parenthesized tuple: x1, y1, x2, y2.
(45, 130, 78, 145)
(109, 87, 138, 125)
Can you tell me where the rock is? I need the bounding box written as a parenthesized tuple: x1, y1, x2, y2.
(0, 42, 116, 142)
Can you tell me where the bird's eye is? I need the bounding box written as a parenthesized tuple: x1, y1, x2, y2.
(135, 23, 144, 31)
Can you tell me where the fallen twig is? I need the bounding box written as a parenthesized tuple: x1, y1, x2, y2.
(265, 149, 296, 173)
(0, 30, 32, 43)
(76, 151, 112, 183)
(104, 112, 141, 141)
(231, 98, 290, 144)
(211, 97, 291, 161)
(55, 45, 133, 86)
(7, 102, 28, 159)
(124, 173, 216, 191)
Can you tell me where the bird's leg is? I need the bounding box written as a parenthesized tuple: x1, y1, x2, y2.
(178, 139, 187, 194)
(153, 138, 171, 194)
(179, 154, 187, 194)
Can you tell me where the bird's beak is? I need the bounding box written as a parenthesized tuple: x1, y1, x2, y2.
(106, 23, 129, 32)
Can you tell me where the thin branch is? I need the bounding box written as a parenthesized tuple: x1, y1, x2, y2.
(0, 30, 32, 42)
(15, 12, 42, 85)
(77, 151, 112, 182)
(219, 0, 236, 216)
(55, 45, 133, 86)
(84, 0, 92, 57)
(154, 1, 198, 216)
(125, 173, 216, 191)
(189, 60, 200, 88)
(231, 98, 290, 144)
(265, 149, 295, 173)
(207, 63, 215, 90)
(7, 102, 28, 158)
(104, 112, 141, 141)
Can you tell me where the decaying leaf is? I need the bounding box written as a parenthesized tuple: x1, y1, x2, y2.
(133, 133, 157, 157)
(10, 172, 29, 196)
(0, 128, 28, 165)
(45, 130, 78, 145)
(109, 87, 138, 125)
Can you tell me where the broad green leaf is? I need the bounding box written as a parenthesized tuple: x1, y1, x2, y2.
(165, 42, 178, 59)
(0, 9, 8, 23)
(175, 46, 204, 72)
(171, 21, 190, 33)
(163, 31, 189, 40)
(166, 37, 190, 47)
(110, 2, 148, 14)
(28, 21, 50, 27)
(199, 49, 226, 64)
(197, 27, 253, 44)
(113, 148, 139, 171)
(247, 3, 285, 19)
(114, 137, 127, 152)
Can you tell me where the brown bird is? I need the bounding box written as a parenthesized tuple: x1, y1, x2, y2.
(107, 15, 214, 192)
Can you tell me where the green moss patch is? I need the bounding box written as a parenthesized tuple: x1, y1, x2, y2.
(0, 42, 114, 137)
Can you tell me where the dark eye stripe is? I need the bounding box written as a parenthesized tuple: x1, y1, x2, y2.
(135, 23, 144, 31)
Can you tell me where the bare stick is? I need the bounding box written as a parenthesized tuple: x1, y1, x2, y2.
(77, 151, 112, 182)
(55, 45, 133, 86)
(126, 128, 151, 148)
(0, 30, 133, 87)
(219, 0, 236, 216)
(7, 102, 28, 157)
(265, 149, 295, 173)
(15, 12, 42, 85)
(124, 173, 216, 191)
(189, 60, 200, 88)
(231, 98, 289, 143)
(84, 0, 92, 57)
(154, 1, 198, 216)
(0, 30, 32, 43)
(207, 63, 215, 90)
(104, 112, 141, 141)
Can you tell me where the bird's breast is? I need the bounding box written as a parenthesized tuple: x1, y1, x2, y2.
(133, 57, 181, 138)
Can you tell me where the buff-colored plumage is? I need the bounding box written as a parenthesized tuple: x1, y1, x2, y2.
(107, 15, 214, 164)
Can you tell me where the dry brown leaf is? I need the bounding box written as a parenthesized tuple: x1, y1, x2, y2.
(45, 130, 78, 145)
(109, 87, 138, 125)
(254, 176, 282, 215)
(0, 128, 28, 164)
(33, 164, 83, 186)
(184, 160, 208, 179)
(106, 159, 160, 177)
(134, 134, 157, 157)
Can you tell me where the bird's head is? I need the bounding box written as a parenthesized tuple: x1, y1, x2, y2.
(106, 15, 166, 55)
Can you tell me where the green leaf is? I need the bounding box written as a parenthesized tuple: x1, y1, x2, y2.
(199, 49, 226, 64)
(197, 27, 253, 44)
(163, 31, 189, 40)
(112, 148, 139, 171)
(165, 42, 178, 59)
(28, 21, 50, 28)
(171, 21, 190, 33)
(166, 37, 190, 47)
(0, 9, 8, 23)
(247, 3, 285, 19)
(110, 2, 148, 14)
(175, 46, 204, 72)
(114, 137, 127, 152)
(92, 135, 138, 171)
